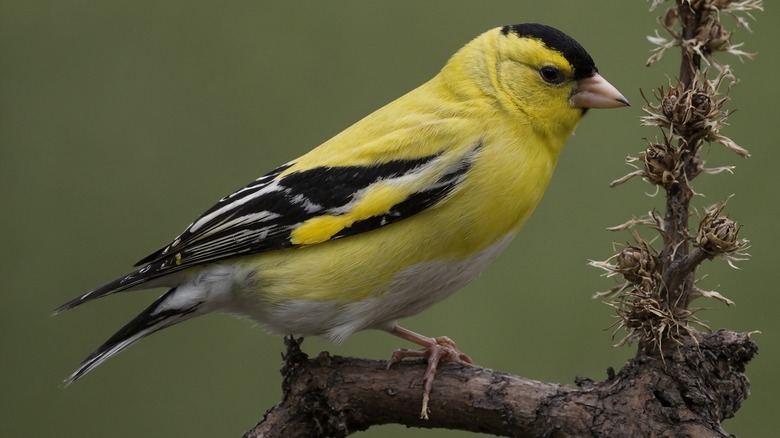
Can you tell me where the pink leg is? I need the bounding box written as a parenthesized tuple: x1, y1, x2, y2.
(385, 325, 473, 419)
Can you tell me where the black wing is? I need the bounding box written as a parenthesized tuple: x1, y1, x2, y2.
(55, 141, 482, 312)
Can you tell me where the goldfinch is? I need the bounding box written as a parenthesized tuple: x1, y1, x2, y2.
(56, 23, 628, 414)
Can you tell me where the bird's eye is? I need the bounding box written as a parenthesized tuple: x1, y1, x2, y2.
(539, 66, 563, 84)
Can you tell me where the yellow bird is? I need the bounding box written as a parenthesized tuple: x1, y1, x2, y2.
(56, 23, 628, 416)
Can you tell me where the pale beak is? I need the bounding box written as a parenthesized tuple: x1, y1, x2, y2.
(570, 74, 629, 109)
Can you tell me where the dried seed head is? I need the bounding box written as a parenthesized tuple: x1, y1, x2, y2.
(692, 200, 751, 268)
(691, 92, 712, 115)
(665, 83, 683, 118)
(642, 61, 749, 158)
(643, 141, 683, 189)
(697, 215, 740, 253)
(699, 18, 733, 53)
(618, 290, 657, 332)
(610, 287, 693, 351)
(646, 77, 726, 141)
(617, 245, 658, 284)
(642, 82, 703, 136)
(646, 0, 761, 65)
(674, 88, 715, 137)
(661, 91, 678, 120)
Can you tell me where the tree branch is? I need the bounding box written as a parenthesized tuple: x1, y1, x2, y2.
(245, 333, 755, 437)
(662, 246, 710, 304)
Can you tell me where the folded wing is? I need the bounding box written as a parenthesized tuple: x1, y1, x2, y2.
(55, 140, 483, 312)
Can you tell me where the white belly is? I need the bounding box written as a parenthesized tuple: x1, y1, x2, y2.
(258, 231, 517, 343)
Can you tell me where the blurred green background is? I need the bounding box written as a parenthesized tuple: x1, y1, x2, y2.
(2, 1, 777, 436)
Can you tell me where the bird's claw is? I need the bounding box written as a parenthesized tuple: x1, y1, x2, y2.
(387, 336, 473, 419)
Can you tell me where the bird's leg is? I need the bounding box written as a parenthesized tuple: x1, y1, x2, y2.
(385, 325, 473, 419)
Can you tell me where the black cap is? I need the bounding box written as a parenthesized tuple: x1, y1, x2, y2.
(501, 23, 597, 80)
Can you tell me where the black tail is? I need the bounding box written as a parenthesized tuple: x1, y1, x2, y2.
(53, 259, 179, 314)
(63, 287, 202, 385)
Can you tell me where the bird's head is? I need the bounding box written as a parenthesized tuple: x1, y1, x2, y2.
(497, 23, 629, 133)
(444, 23, 628, 142)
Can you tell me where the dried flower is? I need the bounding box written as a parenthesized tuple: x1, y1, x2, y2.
(694, 200, 750, 268)
(641, 71, 749, 157)
(608, 287, 697, 351)
(699, 16, 733, 53)
(617, 244, 659, 285)
(643, 140, 684, 189)
(645, 0, 762, 65)
(697, 213, 740, 253)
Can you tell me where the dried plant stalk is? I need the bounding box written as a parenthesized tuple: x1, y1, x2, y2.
(594, 0, 760, 351)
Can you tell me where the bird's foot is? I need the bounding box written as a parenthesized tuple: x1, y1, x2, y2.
(387, 336, 473, 419)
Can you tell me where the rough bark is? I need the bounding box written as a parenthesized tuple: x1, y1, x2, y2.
(245, 332, 755, 437)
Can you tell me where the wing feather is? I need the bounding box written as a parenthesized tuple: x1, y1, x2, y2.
(55, 140, 483, 312)
(131, 141, 482, 285)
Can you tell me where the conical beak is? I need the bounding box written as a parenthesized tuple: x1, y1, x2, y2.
(570, 74, 629, 109)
